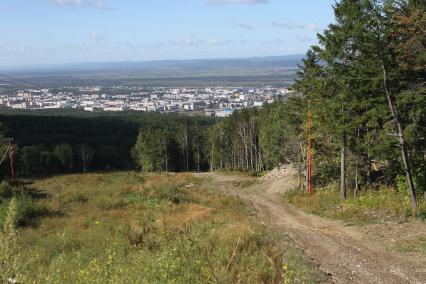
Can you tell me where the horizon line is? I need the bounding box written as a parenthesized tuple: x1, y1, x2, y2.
(0, 53, 305, 71)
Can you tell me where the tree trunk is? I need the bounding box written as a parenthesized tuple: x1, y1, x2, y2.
(197, 146, 200, 172)
(80, 144, 93, 174)
(354, 128, 360, 198)
(185, 130, 189, 171)
(165, 146, 168, 172)
(381, 57, 417, 209)
(298, 141, 303, 190)
(423, 150, 426, 204)
(354, 158, 359, 198)
(340, 133, 346, 200)
(210, 141, 214, 172)
(367, 154, 372, 186)
(240, 128, 249, 170)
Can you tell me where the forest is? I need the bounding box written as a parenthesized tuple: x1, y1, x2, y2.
(137, 0, 426, 209)
(0, 0, 424, 211)
(0, 111, 214, 178)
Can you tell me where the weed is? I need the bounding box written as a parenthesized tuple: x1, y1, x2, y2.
(0, 181, 13, 199)
(95, 196, 128, 211)
(394, 237, 426, 255)
(285, 185, 418, 224)
(0, 194, 49, 228)
(5, 172, 322, 283)
(66, 193, 89, 205)
(0, 198, 22, 283)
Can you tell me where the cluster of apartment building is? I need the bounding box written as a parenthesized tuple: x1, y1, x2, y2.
(0, 86, 292, 117)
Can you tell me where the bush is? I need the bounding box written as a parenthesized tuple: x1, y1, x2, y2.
(0, 194, 49, 228)
(95, 196, 128, 211)
(147, 183, 190, 204)
(0, 181, 13, 199)
(66, 193, 89, 205)
(285, 184, 417, 224)
(0, 198, 20, 282)
(123, 183, 191, 210)
(416, 207, 426, 220)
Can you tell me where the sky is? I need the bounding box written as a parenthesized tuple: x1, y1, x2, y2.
(0, 0, 336, 67)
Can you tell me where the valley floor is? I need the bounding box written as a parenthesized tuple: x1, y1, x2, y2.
(195, 172, 426, 284)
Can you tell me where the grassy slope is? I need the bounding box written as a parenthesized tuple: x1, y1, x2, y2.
(284, 183, 426, 225)
(2, 172, 323, 283)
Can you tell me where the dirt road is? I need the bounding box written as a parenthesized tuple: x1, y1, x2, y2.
(194, 172, 426, 284)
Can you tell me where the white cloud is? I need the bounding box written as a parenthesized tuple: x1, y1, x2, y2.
(168, 37, 204, 47)
(207, 39, 229, 45)
(50, 0, 111, 10)
(0, 45, 26, 53)
(272, 21, 321, 31)
(232, 21, 254, 30)
(208, 0, 268, 4)
(88, 31, 105, 42)
(51, 0, 82, 5)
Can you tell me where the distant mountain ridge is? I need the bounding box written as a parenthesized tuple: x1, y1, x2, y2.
(1, 55, 304, 74)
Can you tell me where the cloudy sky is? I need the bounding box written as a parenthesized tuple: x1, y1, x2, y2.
(0, 0, 335, 66)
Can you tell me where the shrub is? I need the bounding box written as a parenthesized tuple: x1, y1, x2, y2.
(0, 181, 13, 199)
(95, 196, 128, 211)
(0, 194, 49, 228)
(66, 193, 89, 205)
(125, 181, 192, 206)
(146, 182, 190, 204)
(0, 198, 21, 283)
(285, 184, 418, 224)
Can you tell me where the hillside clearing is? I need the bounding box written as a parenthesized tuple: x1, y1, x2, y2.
(1, 172, 324, 283)
(194, 172, 426, 284)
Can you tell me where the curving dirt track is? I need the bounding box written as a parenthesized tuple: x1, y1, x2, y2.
(194, 172, 426, 284)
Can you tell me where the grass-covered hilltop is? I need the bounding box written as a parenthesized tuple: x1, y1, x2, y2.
(0, 0, 425, 283)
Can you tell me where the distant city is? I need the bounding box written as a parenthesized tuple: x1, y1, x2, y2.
(0, 86, 292, 117)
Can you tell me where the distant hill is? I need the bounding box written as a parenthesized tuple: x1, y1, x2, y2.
(0, 55, 303, 87)
(1, 55, 303, 75)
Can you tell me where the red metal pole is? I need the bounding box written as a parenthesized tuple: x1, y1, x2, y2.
(308, 100, 313, 194)
(9, 142, 14, 179)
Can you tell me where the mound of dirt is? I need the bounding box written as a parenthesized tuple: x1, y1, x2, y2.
(259, 164, 299, 194)
(260, 164, 298, 182)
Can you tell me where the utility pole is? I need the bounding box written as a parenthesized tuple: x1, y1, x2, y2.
(8, 140, 14, 179)
(1, 138, 15, 179)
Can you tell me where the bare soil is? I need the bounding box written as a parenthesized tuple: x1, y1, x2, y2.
(194, 172, 426, 284)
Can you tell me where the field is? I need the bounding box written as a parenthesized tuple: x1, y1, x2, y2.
(0, 172, 321, 283)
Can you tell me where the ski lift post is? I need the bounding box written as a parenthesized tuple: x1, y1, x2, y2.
(1, 138, 15, 179)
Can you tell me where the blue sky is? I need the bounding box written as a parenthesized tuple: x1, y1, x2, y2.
(0, 0, 335, 66)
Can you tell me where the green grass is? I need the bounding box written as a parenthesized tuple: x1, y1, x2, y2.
(0, 172, 324, 283)
(284, 183, 425, 225)
(394, 237, 426, 255)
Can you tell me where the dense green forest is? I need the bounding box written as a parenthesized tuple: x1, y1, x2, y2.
(206, 0, 426, 209)
(0, 0, 424, 211)
(137, 0, 426, 209)
(0, 110, 214, 178)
